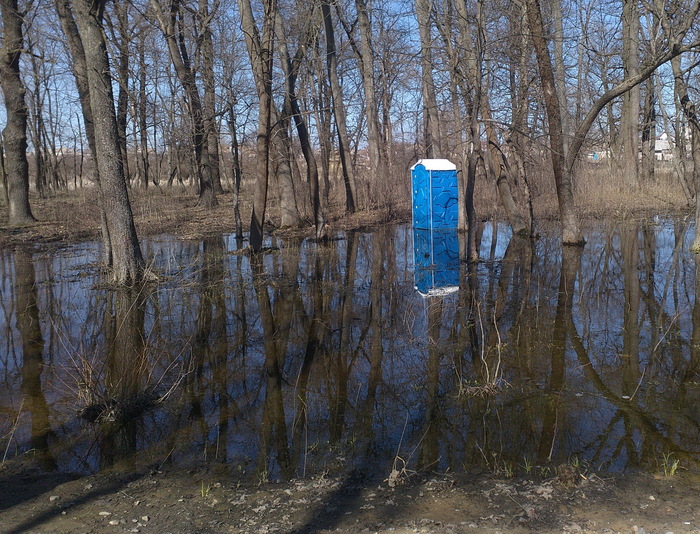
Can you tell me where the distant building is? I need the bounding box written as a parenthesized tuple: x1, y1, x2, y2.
(654, 132, 673, 161)
(587, 132, 676, 162)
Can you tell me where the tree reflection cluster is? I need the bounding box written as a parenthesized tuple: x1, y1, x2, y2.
(1, 220, 699, 479)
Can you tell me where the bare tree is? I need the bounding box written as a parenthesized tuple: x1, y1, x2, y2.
(619, 0, 641, 187)
(56, 0, 113, 260)
(321, 0, 357, 213)
(149, 0, 218, 207)
(354, 0, 384, 191)
(244, 0, 275, 252)
(239, 0, 301, 228)
(0, 0, 35, 225)
(199, 0, 224, 194)
(672, 56, 700, 251)
(414, 0, 441, 158)
(277, 3, 325, 238)
(526, 0, 584, 245)
(71, 0, 144, 284)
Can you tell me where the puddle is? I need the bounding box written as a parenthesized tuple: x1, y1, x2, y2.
(1, 218, 699, 481)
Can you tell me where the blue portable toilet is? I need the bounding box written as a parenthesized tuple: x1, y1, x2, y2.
(411, 159, 460, 297)
(411, 159, 458, 230)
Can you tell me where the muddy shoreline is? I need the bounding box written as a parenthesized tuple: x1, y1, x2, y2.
(2, 455, 699, 534)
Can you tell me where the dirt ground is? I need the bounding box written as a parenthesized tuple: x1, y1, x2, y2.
(2, 455, 699, 534)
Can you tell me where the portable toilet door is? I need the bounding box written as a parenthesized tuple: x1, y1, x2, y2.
(411, 159, 458, 230)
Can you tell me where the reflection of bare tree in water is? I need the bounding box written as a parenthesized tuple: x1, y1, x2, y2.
(291, 243, 326, 470)
(449, 235, 537, 469)
(355, 229, 386, 452)
(182, 237, 229, 455)
(537, 246, 581, 464)
(417, 296, 444, 470)
(620, 224, 642, 465)
(251, 251, 295, 479)
(689, 254, 700, 381)
(329, 231, 359, 445)
(15, 248, 56, 470)
(567, 224, 697, 468)
(98, 286, 149, 469)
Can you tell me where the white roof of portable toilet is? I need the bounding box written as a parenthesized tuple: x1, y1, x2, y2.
(411, 159, 457, 171)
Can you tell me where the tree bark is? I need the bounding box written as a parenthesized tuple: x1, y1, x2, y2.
(199, 0, 224, 194)
(72, 0, 144, 284)
(322, 0, 357, 213)
(414, 0, 440, 158)
(525, 0, 584, 245)
(248, 0, 275, 252)
(354, 0, 384, 190)
(619, 0, 641, 188)
(0, 0, 35, 225)
(277, 7, 325, 239)
(55, 0, 113, 262)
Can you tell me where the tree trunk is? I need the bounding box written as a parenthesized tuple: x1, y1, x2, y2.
(150, 0, 217, 208)
(672, 55, 700, 252)
(278, 8, 325, 239)
(641, 76, 656, 184)
(620, 0, 641, 188)
(227, 104, 244, 238)
(552, 0, 568, 158)
(0, 0, 35, 225)
(114, 0, 131, 186)
(238, 0, 300, 228)
(136, 36, 150, 188)
(482, 102, 529, 236)
(55, 0, 112, 263)
(72, 0, 144, 284)
(414, 0, 441, 158)
(355, 0, 384, 192)
(525, 0, 584, 245)
(249, 0, 275, 252)
(322, 0, 357, 213)
(199, 0, 224, 194)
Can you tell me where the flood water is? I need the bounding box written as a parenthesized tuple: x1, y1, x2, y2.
(1, 219, 699, 481)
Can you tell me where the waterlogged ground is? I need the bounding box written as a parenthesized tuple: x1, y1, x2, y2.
(1, 218, 700, 533)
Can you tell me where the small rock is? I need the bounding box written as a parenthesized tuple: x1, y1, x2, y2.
(141, 515, 150, 522)
(109, 520, 120, 526)
(49, 495, 60, 502)
(649, 495, 656, 501)
(99, 511, 112, 516)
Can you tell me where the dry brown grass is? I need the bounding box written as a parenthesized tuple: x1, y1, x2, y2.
(0, 159, 692, 250)
(573, 162, 689, 219)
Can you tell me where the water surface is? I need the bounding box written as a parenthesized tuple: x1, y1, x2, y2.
(1, 218, 699, 481)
